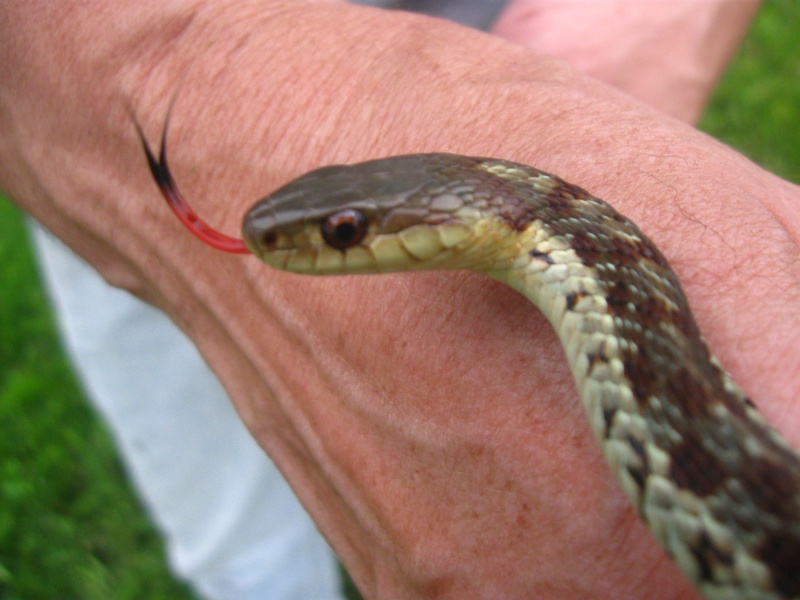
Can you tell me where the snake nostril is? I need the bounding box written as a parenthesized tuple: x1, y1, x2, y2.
(260, 230, 278, 248)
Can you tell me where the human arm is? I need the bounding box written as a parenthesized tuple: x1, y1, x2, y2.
(1, 1, 799, 598)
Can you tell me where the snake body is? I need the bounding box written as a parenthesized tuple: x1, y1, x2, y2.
(140, 134, 800, 599)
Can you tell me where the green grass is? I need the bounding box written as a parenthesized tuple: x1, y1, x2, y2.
(700, 0, 800, 182)
(0, 201, 196, 599)
(1, 1, 798, 598)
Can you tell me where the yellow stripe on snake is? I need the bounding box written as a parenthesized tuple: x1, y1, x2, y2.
(139, 126, 800, 599)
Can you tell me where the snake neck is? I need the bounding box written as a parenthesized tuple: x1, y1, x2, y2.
(480, 197, 800, 598)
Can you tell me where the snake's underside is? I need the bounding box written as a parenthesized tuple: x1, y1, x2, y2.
(139, 128, 800, 600)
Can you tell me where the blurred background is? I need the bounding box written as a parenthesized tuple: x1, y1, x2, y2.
(1, 1, 798, 597)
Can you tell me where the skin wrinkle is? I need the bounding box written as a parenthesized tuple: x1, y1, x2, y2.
(766, 178, 800, 252)
(244, 288, 398, 590)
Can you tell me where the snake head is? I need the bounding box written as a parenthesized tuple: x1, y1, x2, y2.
(242, 153, 516, 275)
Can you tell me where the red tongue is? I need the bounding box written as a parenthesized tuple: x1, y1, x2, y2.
(136, 120, 251, 255)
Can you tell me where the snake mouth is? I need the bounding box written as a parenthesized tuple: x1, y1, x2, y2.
(246, 220, 480, 275)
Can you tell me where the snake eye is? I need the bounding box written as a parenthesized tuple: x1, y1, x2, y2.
(321, 208, 367, 250)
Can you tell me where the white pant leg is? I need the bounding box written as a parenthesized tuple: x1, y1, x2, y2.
(30, 224, 343, 600)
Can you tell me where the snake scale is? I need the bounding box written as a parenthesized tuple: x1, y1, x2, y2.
(139, 124, 800, 599)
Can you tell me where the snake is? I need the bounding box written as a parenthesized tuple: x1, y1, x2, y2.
(137, 123, 800, 600)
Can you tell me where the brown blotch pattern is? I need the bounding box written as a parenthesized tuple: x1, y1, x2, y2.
(411, 155, 800, 595)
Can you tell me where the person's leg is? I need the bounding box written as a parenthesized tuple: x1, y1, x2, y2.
(31, 224, 343, 600)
